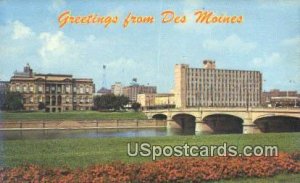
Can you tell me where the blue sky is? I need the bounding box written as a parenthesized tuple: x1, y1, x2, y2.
(0, 0, 299, 92)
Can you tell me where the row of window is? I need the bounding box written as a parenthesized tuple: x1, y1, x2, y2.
(11, 84, 93, 94)
(187, 96, 260, 102)
(187, 100, 260, 106)
(23, 96, 93, 104)
(187, 68, 260, 76)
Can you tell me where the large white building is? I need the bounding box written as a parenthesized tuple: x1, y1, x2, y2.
(174, 60, 262, 108)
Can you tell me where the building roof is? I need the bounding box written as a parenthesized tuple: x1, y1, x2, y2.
(10, 65, 93, 83)
(97, 87, 111, 94)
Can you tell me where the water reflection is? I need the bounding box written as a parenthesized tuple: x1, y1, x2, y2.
(0, 128, 196, 140)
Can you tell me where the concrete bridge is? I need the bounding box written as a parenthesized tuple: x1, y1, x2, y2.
(144, 107, 300, 134)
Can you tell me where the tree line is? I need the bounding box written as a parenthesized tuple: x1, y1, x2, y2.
(1, 91, 141, 112)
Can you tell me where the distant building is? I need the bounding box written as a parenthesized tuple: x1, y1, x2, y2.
(0, 81, 9, 109)
(137, 93, 175, 109)
(111, 82, 123, 96)
(9, 64, 95, 112)
(174, 60, 262, 108)
(262, 89, 300, 107)
(123, 84, 157, 102)
(137, 93, 156, 107)
(96, 87, 112, 96)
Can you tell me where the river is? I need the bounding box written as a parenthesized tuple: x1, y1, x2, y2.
(0, 128, 196, 140)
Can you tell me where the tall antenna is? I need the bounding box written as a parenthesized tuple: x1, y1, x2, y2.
(102, 65, 107, 88)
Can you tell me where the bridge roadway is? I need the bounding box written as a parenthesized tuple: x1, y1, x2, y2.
(144, 107, 300, 134)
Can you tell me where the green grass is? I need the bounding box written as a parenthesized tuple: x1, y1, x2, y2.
(2, 132, 299, 168)
(1, 132, 299, 182)
(0, 111, 147, 121)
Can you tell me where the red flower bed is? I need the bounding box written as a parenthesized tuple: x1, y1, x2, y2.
(1, 153, 299, 182)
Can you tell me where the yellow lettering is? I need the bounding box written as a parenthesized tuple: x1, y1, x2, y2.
(58, 10, 70, 28)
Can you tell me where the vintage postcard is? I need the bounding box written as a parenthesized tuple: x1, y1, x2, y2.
(0, 0, 299, 182)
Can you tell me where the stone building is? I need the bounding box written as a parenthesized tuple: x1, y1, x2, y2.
(174, 60, 262, 108)
(123, 84, 156, 102)
(137, 93, 156, 107)
(137, 93, 175, 109)
(9, 64, 95, 112)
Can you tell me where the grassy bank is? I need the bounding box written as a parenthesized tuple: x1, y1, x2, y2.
(0, 111, 147, 121)
(2, 132, 299, 168)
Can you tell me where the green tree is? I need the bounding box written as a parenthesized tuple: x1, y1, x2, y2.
(114, 95, 130, 111)
(94, 94, 129, 111)
(131, 102, 141, 112)
(3, 91, 23, 111)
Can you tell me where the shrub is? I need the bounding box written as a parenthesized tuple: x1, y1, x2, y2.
(0, 153, 299, 182)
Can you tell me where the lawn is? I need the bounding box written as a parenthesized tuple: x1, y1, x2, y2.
(1, 132, 299, 168)
(0, 111, 147, 121)
(1, 132, 299, 182)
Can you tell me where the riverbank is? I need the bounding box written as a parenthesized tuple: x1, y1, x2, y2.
(0, 111, 147, 121)
(0, 119, 166, 130)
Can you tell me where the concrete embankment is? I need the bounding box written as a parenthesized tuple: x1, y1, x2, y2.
(0, 119, 166, 130)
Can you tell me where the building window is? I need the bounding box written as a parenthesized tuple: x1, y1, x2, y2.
(16, 86, 20, 92)
(86, 87, 89, 93)
(80, 87, 84, 94)
(73, 87, 77, 92)
(23, 86, 27, 92)
(66, 86, 70, 93)
(29, 86, 33, 92)
(38, 86, 43, 92)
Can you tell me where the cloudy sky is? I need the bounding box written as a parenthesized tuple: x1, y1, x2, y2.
(0, 0, 299, 92)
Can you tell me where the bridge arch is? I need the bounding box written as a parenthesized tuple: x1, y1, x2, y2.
(254, 115, 300, 133)
(152, 114, 168, 120)
(202, 114, 243, 134)
(171, 113, 196, 133)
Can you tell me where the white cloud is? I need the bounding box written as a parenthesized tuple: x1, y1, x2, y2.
(252, 52, 281, 67)
(11, 20, 34, 39)
(38, 31, 83, 68)
(202, 34, 256, 53)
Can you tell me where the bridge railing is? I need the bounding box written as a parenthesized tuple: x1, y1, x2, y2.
(143, 106, 300, 112)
